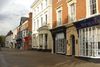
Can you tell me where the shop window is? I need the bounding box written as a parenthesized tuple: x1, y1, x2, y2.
(98, 42, 100, 49)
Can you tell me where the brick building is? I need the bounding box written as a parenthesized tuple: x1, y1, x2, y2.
(16, 13, 32, 50)
(51, 0, 100, 58)
(51, 0, 68, 54)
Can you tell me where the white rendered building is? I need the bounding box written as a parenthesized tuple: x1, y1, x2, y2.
(31, 0, 53, 51)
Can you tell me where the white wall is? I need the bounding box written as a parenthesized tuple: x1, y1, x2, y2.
(31, 0, 52, 49)
(5, 34, 13, 48)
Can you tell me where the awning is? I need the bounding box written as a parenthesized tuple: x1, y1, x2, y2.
(24, 35, 32, 42)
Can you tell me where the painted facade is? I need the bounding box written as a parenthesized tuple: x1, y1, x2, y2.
(5, 31, 13, 48)
(16, 13, 32, 50)
(12, 27, 18, 48)
(31, 0, 53, 51)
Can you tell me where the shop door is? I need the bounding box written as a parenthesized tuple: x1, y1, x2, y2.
(71, 35, 75, 55)
(55, 33, 65, 54)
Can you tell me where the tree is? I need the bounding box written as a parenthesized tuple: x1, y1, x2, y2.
(0, 35, 5, 47)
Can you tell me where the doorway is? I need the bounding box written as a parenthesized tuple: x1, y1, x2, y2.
(71, 35, 75, 55)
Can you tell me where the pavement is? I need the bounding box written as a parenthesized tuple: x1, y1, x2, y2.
(0, 48, 100, 67)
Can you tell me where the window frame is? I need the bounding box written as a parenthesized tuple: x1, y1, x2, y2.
(56, 7, 62, 26)
(67, 0, 76, 22)
(86, 0, 99, 17)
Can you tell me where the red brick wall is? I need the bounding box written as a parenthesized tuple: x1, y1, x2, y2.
(76, 0, 86, 20)
(52, 0, 68, 28)
(52, 0, 100, 28)
(28, 12, 32, 32)
(98, 0, 100, 13)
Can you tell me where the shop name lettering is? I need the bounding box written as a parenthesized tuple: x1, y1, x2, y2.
(79, 19, 100, 28)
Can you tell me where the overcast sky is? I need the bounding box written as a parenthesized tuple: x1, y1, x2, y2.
(0, 0, 34, 35)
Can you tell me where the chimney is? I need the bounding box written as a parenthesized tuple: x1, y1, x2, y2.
(29, 12, 32, 19)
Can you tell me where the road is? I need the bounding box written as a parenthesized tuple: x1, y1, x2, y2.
(0, 48, 100, 67)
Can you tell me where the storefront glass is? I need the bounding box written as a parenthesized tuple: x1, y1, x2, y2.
(55, 33, 66, 54)
(79, 26, 100, 58)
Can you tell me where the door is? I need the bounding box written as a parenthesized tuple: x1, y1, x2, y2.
(45, 34, 48, 49)
(71, 35, 75, 55)
(55, 33, 65, 54)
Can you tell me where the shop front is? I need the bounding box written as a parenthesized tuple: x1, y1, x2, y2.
(16, 38, 22, 49)
(23, 35, 32, 50)
(51, 26, 66, 54)
(74, 15, 100, 58)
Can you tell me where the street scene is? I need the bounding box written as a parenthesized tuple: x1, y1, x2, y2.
(0, 0, 100, 67)
(0, 48, 100, 67)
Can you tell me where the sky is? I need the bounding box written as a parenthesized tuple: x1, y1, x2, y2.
(0, 0, 34, 35)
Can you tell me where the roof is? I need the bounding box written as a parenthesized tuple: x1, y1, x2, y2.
(20, 17, 28, 25)
(6, 30, 13, 36)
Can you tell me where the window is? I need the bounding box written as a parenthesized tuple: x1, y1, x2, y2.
(41, 17, 43, 26)
(34, 9, 36, 15)
(45, 14, 47, 24)
(37, 18, 39, 28)
(41, 3, 43, 10)
(34, 21, 35, 30)
(90, 0, 97, 15)
(86, 0, 98, 16)
(79, 26, 100, 57)
(45, 0, 47, 7)
(57, 7, 62, 26)
(37, 7, 39, 12)
(69, 3, 76, 22)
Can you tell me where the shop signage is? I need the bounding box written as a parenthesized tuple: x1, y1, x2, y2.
(74, 15, 100, 29)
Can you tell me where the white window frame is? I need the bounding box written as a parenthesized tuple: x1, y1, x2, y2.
(56, 7, 62, 26)
(79, 26, 100, 58)
(86, 0, 99, 17)
(67, 0, 76, 22)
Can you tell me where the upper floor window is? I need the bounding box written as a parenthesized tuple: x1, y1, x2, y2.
(56, 7, 62, 26)
(45, 14, 47, 24)
(45, 0, 47, 7)
(86, 0, 98, 16)
(37, 18, 39, 28)
(37, 7, 39, 12)
(70, 3, 76, 21)
(68, 0, 76, 22)
(41, 17, 43, 26)
(34, 9, 36, 15)
(90, 0, 97, 14)
(34, 21, 35, 30)
(41, 3, 43, 10)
